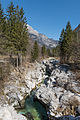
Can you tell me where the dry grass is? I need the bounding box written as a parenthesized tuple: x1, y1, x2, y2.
(0, 56, 11, 95)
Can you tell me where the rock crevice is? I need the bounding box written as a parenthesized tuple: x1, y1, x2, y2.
(35, 59, 80, 120)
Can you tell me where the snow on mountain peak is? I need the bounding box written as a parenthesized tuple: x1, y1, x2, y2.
(27, 24, 58, 48)
(27, 24, 39, 36)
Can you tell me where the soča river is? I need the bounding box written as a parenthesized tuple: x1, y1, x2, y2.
(19, 91, 48, 120)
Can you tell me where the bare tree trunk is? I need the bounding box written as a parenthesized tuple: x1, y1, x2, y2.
(18, 53, 22, 67)
(20, 54, 22, 67)
(17, 56, 18, 67)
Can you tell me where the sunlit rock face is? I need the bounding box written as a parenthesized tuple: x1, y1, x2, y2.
(27, 24, 58, 48)
(35, 59, 80, 119)
(1, 61, 47, 107)
(0, 106, 27, 120)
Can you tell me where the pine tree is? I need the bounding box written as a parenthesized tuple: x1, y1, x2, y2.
(65, 21, 72, 62)
(14, 6, 28, 55)
(59, 28, 65, 63)
(52, 48, 55, 57)
(71, 31, 80, 63)
(15, 6, 28, 66)
(47, 48, 51, 57)
(6, 2, 28, 54)
(31, 41, 39, 62)
(6, 2, 16, 54)
(0, 2, 7, 54)
(0, 2, 6, 33)
(5, 2, 28, 66)
(59, 21, 73, 63)
(41, 45, 46, 57)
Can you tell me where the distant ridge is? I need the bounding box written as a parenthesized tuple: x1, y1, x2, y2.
(27, 25, 58, 48)
(74, 24, 80, 32)
(74, 24, 80, 39)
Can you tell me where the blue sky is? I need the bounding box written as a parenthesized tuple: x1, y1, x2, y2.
(1, 0, 80, 40)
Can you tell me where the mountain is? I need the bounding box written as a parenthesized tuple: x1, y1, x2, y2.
(74, 24, 80, 32)
(74, 24, 80, 39)
(27, 25, 58, 48)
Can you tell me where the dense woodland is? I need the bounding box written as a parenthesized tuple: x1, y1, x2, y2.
(0, 2, 80, 80)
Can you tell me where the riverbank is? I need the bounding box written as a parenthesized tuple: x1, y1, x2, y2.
(0, 57, 49, 120)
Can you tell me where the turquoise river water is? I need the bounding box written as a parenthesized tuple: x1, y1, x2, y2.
(19, 91, 48, 120)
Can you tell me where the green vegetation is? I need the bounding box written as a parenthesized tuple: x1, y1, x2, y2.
(0, 1, 59, 65)
(47, 48, 51, 57)
(59, 21, 80, 64)
(6, 3, 28, 55)
(59, 22, 73, 63)
(31, 41, 39, 62)
(0, 1, 53, 65)
(41, 45, 46, 57)
(0, 3, 6, 34)
(0, 2, 28, 67)
(52, 45, 60, 57)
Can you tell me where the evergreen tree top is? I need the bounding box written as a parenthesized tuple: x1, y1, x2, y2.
(66, 21, 72, 31)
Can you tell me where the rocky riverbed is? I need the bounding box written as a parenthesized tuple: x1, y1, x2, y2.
(0, 59, 48, 120)
(0, 58, 80, 120)
(35, 59, 80, 120)
(0, 105, 27, 120)
(0, 61, 47, 107)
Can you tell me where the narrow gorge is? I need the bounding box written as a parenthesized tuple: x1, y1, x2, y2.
(0, 58, 80, 120)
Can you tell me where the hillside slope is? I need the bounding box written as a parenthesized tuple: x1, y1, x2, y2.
(27, 25, 58, 48)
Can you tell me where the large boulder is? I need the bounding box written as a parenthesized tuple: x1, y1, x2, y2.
(35, 59, 80, 118)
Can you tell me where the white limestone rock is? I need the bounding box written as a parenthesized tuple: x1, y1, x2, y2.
(0, 106, 27, 120)
(35, 59, 80, 118)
